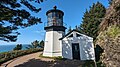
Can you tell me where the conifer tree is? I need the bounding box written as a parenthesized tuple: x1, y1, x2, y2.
(79, 2, 106, 40)
(39, 40, 44, 48)
(67, 26, 72, 33)
(13, 44, 22, 50)
(75, 25, 79, 31)
(0, 0, 44, 42)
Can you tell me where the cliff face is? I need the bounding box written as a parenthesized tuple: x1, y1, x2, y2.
(96, 0, 120, 67)
(99, 0, 120, 31)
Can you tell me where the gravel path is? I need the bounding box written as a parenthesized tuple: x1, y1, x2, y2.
(0, 52, 54, 67)
(1, 52, 86, 67)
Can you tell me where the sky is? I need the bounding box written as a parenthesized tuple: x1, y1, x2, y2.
(0, 0, 109, 45)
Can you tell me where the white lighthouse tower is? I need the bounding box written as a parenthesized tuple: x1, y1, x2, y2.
(43, 6, 66, 57)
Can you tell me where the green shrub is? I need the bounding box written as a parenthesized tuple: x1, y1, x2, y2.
(106, 25, 120, 38)
(96, 61, 105, 67)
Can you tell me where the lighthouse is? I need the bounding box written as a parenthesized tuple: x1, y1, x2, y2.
(43, 6, 66, 57)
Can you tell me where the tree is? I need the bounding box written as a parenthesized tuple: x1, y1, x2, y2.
(108, 0, 113, 4)
(67, 26, 72, 33)
(78, 2, 106, 40)
(13, 44, 22, 50)
(39, 40, 44, 48)
(0, 0, 44, 42)
(26, 40, 44, 49)
(26, 40, 39, 49)
(75, 25, 79, 31)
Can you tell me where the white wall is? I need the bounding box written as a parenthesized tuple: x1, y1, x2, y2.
(52, 31, 63, 56)
(43, 31, 64, 57)
(43, 31, 53, 57)
(61, 31, 95, 60)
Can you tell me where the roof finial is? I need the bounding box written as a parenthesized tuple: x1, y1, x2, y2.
(53, 6, 57, 10)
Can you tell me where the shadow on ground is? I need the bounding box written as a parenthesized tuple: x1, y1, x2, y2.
(14, 59, 85, 67)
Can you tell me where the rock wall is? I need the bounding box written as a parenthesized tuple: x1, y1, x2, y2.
(96, 0, 120, 67)
(99, 0, 120, 32)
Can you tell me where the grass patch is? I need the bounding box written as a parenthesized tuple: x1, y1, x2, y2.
(39, 54, 67, 60)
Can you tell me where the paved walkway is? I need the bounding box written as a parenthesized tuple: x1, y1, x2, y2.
(0, 52, 54, 67)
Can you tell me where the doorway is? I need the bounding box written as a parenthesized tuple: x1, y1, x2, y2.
(72, 43, 80, 60)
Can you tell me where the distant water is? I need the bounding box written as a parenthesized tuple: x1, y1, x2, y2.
(0, 44, 29, 53)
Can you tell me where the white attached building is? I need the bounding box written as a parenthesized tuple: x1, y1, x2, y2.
(60, 30, 95, 60)
(43, 6, 95, 60)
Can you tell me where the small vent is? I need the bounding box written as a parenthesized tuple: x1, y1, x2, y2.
(68, 34, 73, 37)
(76, 33, 81, 37)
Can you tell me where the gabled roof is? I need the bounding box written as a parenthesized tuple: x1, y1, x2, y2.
(59, 29, 80, 40)
(59, 29, 93, 40)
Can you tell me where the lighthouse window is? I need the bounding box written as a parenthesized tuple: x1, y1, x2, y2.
(55, 12, 58, 17)
(48, 13, 52, 18)
(48, 17, 52, 22)
(58, 14, 61, 18)
(52, 12, 56, 17)
(48, 22, 53, 26)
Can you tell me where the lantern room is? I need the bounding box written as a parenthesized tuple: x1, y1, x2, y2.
(46, 6, 64, 27)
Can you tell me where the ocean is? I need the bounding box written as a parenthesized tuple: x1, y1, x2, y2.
(0, 44, 29, 53)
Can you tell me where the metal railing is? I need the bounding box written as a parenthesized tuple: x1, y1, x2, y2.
(44, 22, 67, 27)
